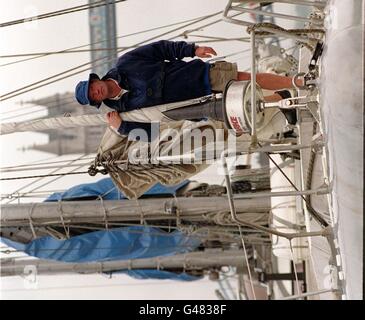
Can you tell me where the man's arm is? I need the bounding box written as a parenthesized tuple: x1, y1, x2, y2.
(123, 40, 197, 61)
(107, 111, 153, 142)
(121, 40, 217, 63)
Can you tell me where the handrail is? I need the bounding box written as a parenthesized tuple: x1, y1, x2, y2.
(223, 0, 326, 28)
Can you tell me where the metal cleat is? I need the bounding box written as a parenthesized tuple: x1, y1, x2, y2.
(304, 71, 319, 90)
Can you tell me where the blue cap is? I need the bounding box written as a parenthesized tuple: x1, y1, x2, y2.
(75, 73, 101, 107)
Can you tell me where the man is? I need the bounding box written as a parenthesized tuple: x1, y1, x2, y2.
(75, 40, 297, 140)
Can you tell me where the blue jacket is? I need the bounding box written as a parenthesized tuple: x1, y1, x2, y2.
(99, 40, 212, 141)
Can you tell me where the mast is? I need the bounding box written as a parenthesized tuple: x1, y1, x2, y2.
(1, 249, 248, 276)
(0, 197, 270, 227)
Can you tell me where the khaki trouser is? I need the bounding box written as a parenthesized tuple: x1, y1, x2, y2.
(209, 61, 238, 92)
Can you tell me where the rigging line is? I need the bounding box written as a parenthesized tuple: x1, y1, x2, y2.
(0, 161, 93, 172)
(1, 192, 63, 200)
(1, 7, 245, 101)
(0, 156, 96, 170)
(1, 189, 64, 195)
(10, 154, 60, 168)
(0, 102, 104, 122)
(0, 52, 123, 100)
(0, 10, 226, 101)
(0, 107, 47, 121)
(98, 186, 117, 199)
(0, 171, 89, 181)
(1, 39, 248, 60)
(0, 10, 223, 99)
(238, 226, 257, 300)
(0, 0, 126, 28)
(1, 47, 138, 58)
(1, 42, 202, 102)
(0, 96, 75, 115)
(175, 4, 254, 45)
(0, 15, 208, 68)
(3, 167, 90, 202)
(187, 34, 250, 42)
(1, 162, 92, 173)
(288, 240, 301, 297)
(4, 154, 88, 204)
(0, 104, 47, 116)
(0, 106, 66, 122)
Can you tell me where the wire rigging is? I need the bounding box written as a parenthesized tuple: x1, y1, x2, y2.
(0, 0, 126, 28)
(4, 154, 89, 204)
(0, 15, 208, 68)
(0, 6, 249, 102)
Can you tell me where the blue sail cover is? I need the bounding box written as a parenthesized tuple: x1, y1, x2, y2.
(0, 227, 202, 280)
(0, 226, 201, 263)
(45, 178, 189, 201)
(1, 178, 202, 281)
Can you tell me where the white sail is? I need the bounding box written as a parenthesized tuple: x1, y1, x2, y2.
(0, 114, 106, 135)
(0, 96, 215, 135)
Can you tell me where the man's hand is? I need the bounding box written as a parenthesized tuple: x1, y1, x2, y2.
(106, 111, 122, 129)
(195, 46, 217, 58)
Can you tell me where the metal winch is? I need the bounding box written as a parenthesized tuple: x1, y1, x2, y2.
(223, 80, 266, 135)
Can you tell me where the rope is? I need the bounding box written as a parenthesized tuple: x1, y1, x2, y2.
(1, 47, 136, 58)
(0, 0, 126, 28)
(288, 239, 302, 297)
(5, 155, 89, 204)
(58, 200, 70, 239)
(238, 226, 256, 300)
(246, 22, 325, 37)
(0, 14, 211, 68)
(1, 103, 71, 122)
(135, 199, 146, 225)
(0, 156, 95, 171)
(305, 122, 330, 223)
(0, 170, 89, 181)
(1, 4, 249, 101)
(98, 196, 109, 230)
(28, 204, 37, 239)
(173, 194, 182, 227)
(0, 10, 224, 102)
(1, 162, 93, 173)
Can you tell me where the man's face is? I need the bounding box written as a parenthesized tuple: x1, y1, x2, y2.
(88, 79, 108, 103)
